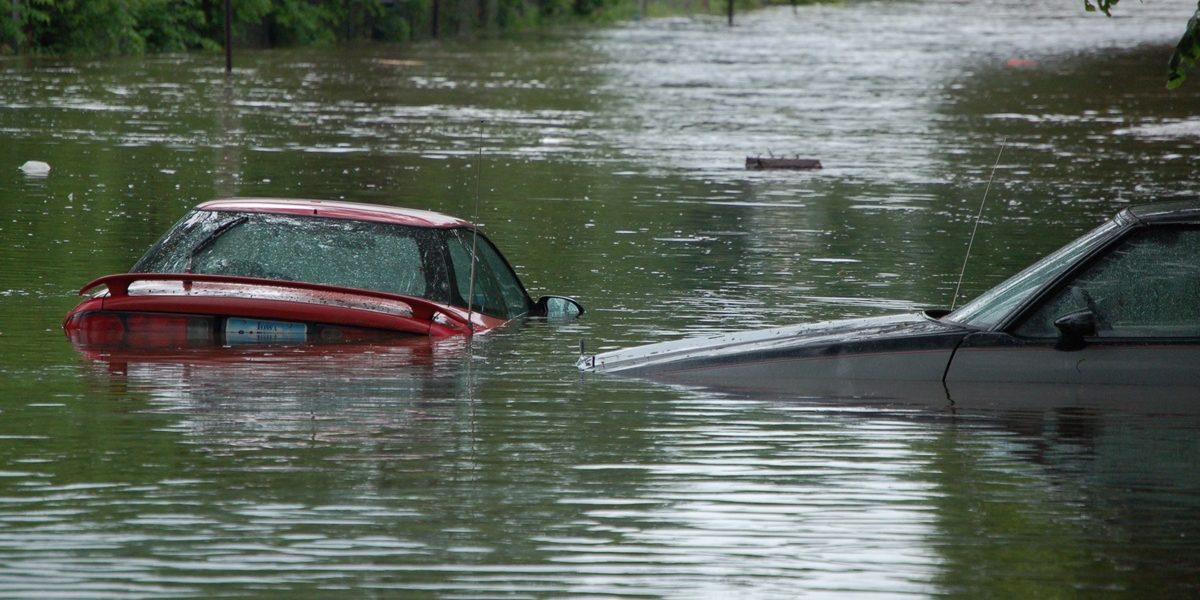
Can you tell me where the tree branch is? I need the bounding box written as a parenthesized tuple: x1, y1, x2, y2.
(1167, 2, 1200, 89)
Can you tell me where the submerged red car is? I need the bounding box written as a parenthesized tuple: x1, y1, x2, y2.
(64, 198, 583, 349)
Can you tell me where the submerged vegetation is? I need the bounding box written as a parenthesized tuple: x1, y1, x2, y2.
(0, 0, 773, 55)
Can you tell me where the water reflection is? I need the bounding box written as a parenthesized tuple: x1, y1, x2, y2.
(9, 334, 1200, 596)
(75, 337, 476, 447)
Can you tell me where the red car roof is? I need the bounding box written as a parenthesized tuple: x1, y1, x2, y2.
(196, 198, 473, 229)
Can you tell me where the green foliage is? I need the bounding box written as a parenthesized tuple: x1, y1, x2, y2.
(2, 0, 776, 55)
(137, 0, 218, 52)
(537, 0, 575, 19)
(25, 0, 147, 54)
(497, 0, 539, 31)
(0, 2, 15, 52)
(1167, 2, 1200, 89)
(264, 0, 338, 45)
(3, 0, 216, 54)
(572, 0, 609, 17)
(1083, 0, 1119, 16)
(372, 2, 414, 42)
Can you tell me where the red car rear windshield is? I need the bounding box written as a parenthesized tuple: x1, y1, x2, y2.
(132, 210, 532, 319)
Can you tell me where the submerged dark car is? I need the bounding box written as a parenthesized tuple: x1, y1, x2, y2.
(578, 200, 1200, 390)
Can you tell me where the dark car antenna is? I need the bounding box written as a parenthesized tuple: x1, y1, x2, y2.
(951, 137, 1007, 311)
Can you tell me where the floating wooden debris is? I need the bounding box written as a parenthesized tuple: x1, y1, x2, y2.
(745, 156, 822, 170)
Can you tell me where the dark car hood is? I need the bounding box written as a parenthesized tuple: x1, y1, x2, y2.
(578, 311, 969, 375)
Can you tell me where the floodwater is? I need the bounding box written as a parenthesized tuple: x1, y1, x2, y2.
(2, 0, 1200, 596)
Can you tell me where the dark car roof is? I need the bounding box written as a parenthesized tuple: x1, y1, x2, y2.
(197, 198, 474, 229)
(1125, 199, 1200, 225)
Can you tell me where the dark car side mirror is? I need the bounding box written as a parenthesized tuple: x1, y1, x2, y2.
(533, 296, 584, 320)
(1053, 309, 1096, 351)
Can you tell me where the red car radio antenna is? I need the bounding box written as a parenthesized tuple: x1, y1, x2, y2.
(465, 122, 484, 333)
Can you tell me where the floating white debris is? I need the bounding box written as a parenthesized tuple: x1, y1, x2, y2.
(809, 257, 861, 264)
(19, 161, 51, 176)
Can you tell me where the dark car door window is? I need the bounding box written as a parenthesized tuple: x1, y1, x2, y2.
(1014, 227, 1200, 339)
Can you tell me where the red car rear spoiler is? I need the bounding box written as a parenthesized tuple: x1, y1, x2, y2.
(79, 272, 477, 333)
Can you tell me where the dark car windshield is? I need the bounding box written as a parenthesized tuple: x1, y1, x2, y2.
(944, 218, 1120, 330)
(132, 209, 533, 319)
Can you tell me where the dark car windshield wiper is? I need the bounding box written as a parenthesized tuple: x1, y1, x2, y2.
(185, 215, 248, 273)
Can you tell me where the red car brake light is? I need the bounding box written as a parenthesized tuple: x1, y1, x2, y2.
(69, 312, 126, 346)
(66, 312, 214, 348)
(126, 314, 214, 347)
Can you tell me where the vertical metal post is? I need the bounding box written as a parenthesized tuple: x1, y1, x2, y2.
(727, 0, 733, 26)
(224, 0, 233, 73)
